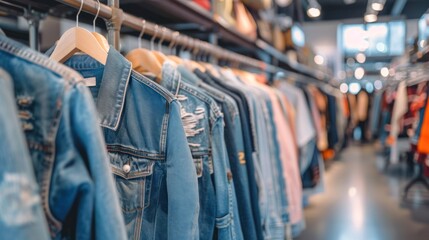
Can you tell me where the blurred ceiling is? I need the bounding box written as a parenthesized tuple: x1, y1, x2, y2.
(306, 0, 429, 21)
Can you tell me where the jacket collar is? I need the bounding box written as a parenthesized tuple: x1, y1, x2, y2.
(97, 48, 132, 130)
(60, 47, 132, 131)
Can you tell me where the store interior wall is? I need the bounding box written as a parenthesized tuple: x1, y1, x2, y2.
(302, 19, 418, 78)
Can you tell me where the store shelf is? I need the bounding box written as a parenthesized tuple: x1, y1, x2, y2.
(2, 0, 332, 80)
(120, 0, 256, 49)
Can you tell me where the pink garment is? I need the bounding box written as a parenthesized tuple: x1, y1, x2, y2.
(250, 81, 303, 225)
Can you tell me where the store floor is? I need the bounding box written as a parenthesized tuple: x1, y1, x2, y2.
(297, 144, 429, 240)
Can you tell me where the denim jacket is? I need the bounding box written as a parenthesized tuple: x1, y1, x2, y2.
(0, 35, 127, 240)
(160, 62, 218, 239)
(62, 50, 199, 240)
(0, 69, 50, 240)
(162, 63, 243, 240)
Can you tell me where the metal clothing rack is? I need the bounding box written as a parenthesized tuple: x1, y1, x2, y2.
(55, 0, 335, 88)
(0, 0, 45, 50)
(57, 0, 277, 73)
(389, 60, 429, 199)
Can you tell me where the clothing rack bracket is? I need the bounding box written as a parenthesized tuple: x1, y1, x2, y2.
(106, 0, 122, 50)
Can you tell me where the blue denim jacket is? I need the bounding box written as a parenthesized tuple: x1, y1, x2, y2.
(0, 35, 127, 240)
(163, 63, 243, 240)
(62, 50, 199, 240)
(0, 69, 50, 240)
(160, 62, 219, 239)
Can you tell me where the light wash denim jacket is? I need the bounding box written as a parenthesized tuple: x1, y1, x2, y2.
(0, 35, 127, 240)
(62, 50, 199, 240)
(178, 66, 244, 240)
(0, 69, 50, 240)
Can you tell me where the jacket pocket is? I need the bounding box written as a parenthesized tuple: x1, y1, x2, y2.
(109, 152, 154, 212)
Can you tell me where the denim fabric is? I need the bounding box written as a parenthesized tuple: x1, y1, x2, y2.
(0, 69, 50, 240)
(370, 93, 383, 137)
(216, 71, 290, 233)
(160, 62, 223, 239)
(199, 71, 261, 240)
(0, 35, 127, 240)
(61, 49, 199, 240)
(189, 69, 244, 240)
(206, 70, 285, 239)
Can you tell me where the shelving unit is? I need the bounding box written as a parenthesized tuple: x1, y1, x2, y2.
(0, 0, 332, 81)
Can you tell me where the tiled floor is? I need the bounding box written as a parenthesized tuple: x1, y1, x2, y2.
(296, 144, 429, 240)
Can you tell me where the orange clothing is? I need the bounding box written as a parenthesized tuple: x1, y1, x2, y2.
(417, 98, 429, 153)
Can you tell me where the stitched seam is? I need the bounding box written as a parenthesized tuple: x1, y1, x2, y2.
(0, 38, 81, 82)
(107, 145, 165, 160)
(43, 84, 72, 235)
(132, 71, 175, 103)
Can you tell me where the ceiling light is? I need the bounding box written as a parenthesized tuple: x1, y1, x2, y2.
(371, 3, 383, 11)
(347, 58, 355, 66)
(340, 83, 349, 93)
(354, 67, 365, 80)
(376, 42, 387, 52)
(307, 0, 321, 18)
(374, 80, 383, 90)
(371, 0, 385, 11)
(364, 12, 377, 23)
(314, 55, 324, 65)
(344, 0, 356, 5)
(356, 53, 366, 63)
(380, 67, 389, 77)
(349, 82, 361, 94)
(365, 82, 374, 93)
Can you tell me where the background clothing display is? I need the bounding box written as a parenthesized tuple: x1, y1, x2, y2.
(0, 1, 363, 240)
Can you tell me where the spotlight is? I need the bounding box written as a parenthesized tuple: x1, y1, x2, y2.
(307, 0, 321, 18)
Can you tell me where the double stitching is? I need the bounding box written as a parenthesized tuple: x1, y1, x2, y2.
(0, 37, 82, 83)
(107, 145, 165, 160)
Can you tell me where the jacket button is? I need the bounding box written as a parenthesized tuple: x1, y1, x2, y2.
(123, 164, 131, 173)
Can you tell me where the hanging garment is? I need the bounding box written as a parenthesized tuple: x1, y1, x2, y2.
(58, 49, 199, 240)
(418, 97, 429, 154)
(160, 62, 244, 240)
(389, 82, 408, 164)
(217, 69, 290, 236)
(0, 69, 50, 240)
(0, 35, 127, 240)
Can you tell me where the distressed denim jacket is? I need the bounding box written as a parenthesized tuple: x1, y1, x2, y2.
(62, 50, 199, 240)
(160, 62, 221, 239)
(178, 66, 244, 240)
(163, 63, 243, 240)
(0, 69, 50, 240)
(0, 35, 127, 240)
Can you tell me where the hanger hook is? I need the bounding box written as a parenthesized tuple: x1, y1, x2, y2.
(93, 0, 101, 32)
(76, 0, 84, 27)
(158, 27, 166, 52)
(138, 20, 146, 49)
(179, 35, 186, 54)
(168, 31, 179, 55)
(150, 25, 159, 51)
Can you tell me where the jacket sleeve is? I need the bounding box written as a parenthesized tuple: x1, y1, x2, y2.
(166, 100, 200, 240)
(70, 84, 127, 240)
(0, 71, 50, 240)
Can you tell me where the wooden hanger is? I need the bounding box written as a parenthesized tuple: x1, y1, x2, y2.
(50, 0, 107, 64)
(125, 20, 162, 80)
